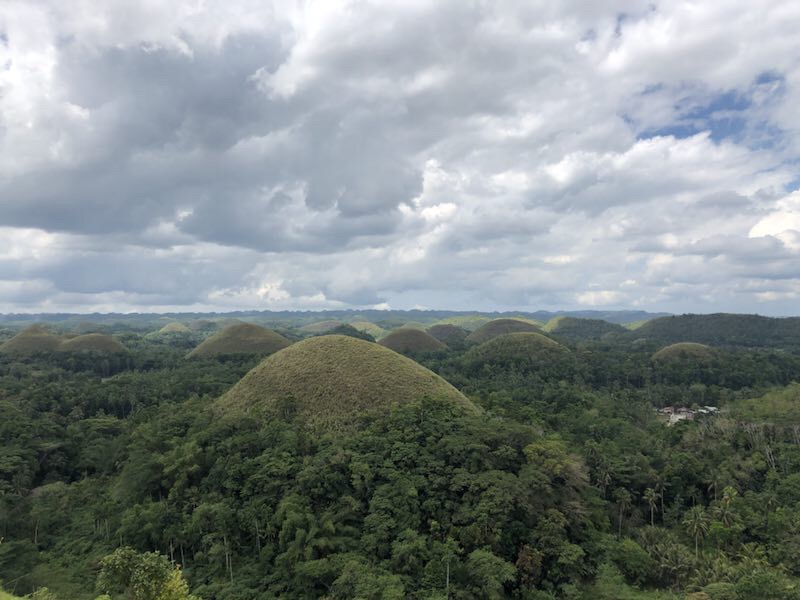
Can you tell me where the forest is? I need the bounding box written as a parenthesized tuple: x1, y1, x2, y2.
(1, 312, 800, 599)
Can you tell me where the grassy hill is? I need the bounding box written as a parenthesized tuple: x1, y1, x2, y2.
(0, 325, 63, 354)
(58, 333, 127, 353)
(217, 335, 477, 429)
(629, 313, 800, 349)
(434, 315, 492, 331)
(187, 323, 291, 358)
(545, 316, 627, 341)
(350, 321, 388, 339)
(378, 328, 446, 354)
(652, 342, 716, 363)
(299, 320, 342, 334)
(427, 324, 468, 345)
(158, 322, 192, 334)
(466, 318, 541, 344)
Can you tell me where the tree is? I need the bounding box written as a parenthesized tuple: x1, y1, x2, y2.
(644, 488, 659, 526)
(613, 488, 632, 537)
(682, 506, 710, 559)
(96, 547, 198, 600)
(464, 549, 515, 599)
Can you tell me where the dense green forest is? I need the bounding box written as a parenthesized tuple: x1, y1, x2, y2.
(2, 313, 800, 599)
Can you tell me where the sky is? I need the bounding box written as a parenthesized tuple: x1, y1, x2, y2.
(1, 1, 800, 315)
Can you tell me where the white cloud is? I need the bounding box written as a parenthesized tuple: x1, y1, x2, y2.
(1, 1, 800, 313)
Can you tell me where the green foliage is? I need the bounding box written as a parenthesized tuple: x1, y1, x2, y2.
(97, 547, 197, 600)
(3, 314, 800, 599)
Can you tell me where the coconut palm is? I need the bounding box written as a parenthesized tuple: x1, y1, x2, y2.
(644, 487, 659, 526)
(614, 487, 633, 537)
(682, 506, 710, 558)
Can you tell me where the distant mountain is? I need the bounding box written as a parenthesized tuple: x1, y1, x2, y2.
(0, 308, 669, 329)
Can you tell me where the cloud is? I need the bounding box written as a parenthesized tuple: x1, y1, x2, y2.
(1, 0, 800, 314)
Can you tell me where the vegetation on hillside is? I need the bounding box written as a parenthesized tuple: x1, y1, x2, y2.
(545, 316, 627, 341)
(630, 313, 800, 350)
(3, 313, 800, 599)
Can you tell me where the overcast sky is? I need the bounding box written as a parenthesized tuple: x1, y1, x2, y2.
(2, 1, 800, 314)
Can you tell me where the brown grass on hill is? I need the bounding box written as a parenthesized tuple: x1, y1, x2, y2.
(466, 318, 541, 344)
(0, 325, 63, 354)
(158, 322, 192, 334)
(427, 324, 468, 345)
(0, 326, 127, 354)
(299, 320, 342, 334)
(217, 335, 477, 429)
(379, 328, 446, 354)
(59, 334, 127, 353)
(188, 323, 291, 358)
(652, 342, 715, 362)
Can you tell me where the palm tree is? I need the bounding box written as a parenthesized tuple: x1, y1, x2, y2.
(614, 488, 632, 537)
(682, 506, 710, 558)
(712, 486, 738, 527)
(644, 488, 659, 526)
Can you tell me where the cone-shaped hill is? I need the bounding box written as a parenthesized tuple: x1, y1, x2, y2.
(59, 334, 127, 353)
(379, 328, 446, 354)
(0, 325, 63, 354)
(350, 321, 388, 339)
(652, 342, 716, 363)
(544, 316, 626, 341)
(188, 323, 291, 358)
(158, 322, 192, 334)
(463, 332, 570, 374)
(427, 324, 468, 345)
(0, 327, 127, 354)
(217, 335, 477, 429)
(466, 318, 541, 344)
(300, 320, 341, 334)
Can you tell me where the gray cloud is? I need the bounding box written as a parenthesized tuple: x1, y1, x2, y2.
(1, 1, 800, 313)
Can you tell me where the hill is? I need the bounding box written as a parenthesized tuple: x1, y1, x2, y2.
(544, 316, 626, 341)
(427, 324, 468, 345)
(434, 315, 492, 331)
(299, 320, 341, 334)
(463, 332, 571, 376)
(652, 342, 716, 363)
(187, 323, 291, 358)
(378, 328, 446, 354)
(318, 323, 376, 341)
(158, 322, 192, 334)
(217, 335, 477, 428)
(466, 318, 541, 344)
(58, 333, 127, 353)
(0, 325, 63, 354)
(399, 321, 428, 330)
(629, 313, 800, 349)
(350, 321, 388, 339)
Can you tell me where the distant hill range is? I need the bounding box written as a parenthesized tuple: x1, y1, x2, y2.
(627, 313, 800, 350)
(0, 308, 669, 330)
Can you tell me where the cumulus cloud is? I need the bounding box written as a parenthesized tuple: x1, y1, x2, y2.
(1, 0, 800, 313)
